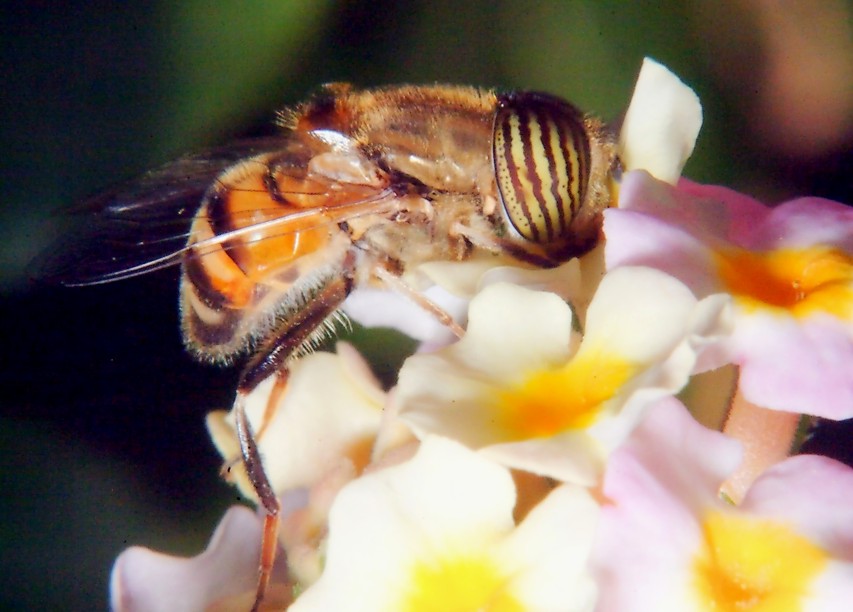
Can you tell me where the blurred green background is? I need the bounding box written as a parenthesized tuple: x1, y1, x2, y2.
(2, 2, 851, 610)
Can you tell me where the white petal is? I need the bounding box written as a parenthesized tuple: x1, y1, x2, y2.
(481, 433, 606, 485)
(209, 348, 385, 500)
(458, 283, 575, 376)
(582, 266, 698, 362)
(498, 485, 600, 611)
(619, 58, 703, 183)
(290, 436, 517, 611)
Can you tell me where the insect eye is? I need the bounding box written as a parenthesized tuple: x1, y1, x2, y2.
(492, 92, 591, 244)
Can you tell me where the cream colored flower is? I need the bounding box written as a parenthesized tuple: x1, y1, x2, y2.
(207, 342, 386, 501)
(395, 270, 730, 485)
(291, 436, 600, 612)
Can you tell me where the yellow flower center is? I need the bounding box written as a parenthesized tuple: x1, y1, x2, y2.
(399, 554, 523, 612)
(714, 246, 853, 318)
(692, 511, 827, 611)
(496, 350, 635, 439)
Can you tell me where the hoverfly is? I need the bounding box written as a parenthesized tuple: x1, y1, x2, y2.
(41, 83, 619, 610)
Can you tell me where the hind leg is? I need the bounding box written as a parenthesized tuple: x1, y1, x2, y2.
(231, 271, 354, 611)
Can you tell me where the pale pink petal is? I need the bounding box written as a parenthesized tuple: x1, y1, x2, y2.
(591, 399, 742, 612)
(676, 178, 770, 243)
(343, 285, 465, 346)
(619, 170, 753, 238)
(608, 171, 853, 418)
(732, 312, 853, 418)
(732, 455, 853, 611)
(679, 181, 853, 249)
(593, 398, 853, 611)
(607, 174, 726, 298)
(753, 197, 853, 249)
(110, 506, 282, 612)
(600, 396, 741, 516)
(740, 454, 853, 559)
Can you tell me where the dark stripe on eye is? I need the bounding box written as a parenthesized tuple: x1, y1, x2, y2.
(499, 110, 540, 242)
(568, 115, 589, 216)
(537, 113, 566, 238)
(548, 111, 576, 220)
(494, 92, 595, 245)
(518, 107, 554, 241)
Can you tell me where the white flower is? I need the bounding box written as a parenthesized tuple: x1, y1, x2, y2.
(207, 342, 385, 500)
(291, 436, 600, 612)
(395, 270, 730, 484)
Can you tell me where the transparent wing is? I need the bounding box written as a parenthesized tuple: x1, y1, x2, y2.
(32, 137, 289, 285)
(32, 135, 396, 286)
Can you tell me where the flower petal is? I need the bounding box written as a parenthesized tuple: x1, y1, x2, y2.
(740, 454, 853, 558)
(732, 311, 853, 417)
(619, 58, 703, 183)
(290, 436, 517, 611)
(208, 345, 385, 501)
(593, 397, 853, 611)
(344, 284, 466, 346)
(607, 170, 853, 418)
(291, 436, 598, 611)
(110, 506, 287, 612)
(398, 270, 726, 484)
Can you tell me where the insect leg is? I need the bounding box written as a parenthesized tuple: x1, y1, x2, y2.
(372, 265, 466, 338)
(232, 393, 278, 612)
(218, 372, 288, 480)
(233, 265, 355, 611)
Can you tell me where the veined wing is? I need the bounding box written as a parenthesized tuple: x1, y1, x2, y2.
(32, 135, 398, 286)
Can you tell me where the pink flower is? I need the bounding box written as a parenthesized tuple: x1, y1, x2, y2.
(605, 170, 853, 418)
(592, 397, 853, 611)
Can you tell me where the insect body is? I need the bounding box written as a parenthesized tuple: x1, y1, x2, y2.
(45, 84, 618, 610)
(179, 85, 617, 384)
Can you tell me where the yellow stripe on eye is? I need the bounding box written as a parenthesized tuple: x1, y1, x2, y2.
(524, 111, 554, 240)
(545, 116, 571, 224)
(508, 112, 539, 237)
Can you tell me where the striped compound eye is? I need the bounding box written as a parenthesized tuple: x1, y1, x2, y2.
(492, 92, 591, 245)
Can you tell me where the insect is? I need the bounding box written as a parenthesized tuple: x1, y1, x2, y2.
(41, 83, 619, 610)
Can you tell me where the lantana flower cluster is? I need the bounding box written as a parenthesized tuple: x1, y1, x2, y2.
(111, 59, 853, 611)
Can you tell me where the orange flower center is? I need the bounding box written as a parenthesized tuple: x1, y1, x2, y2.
(714, 246, 853, 318)
(496, 350, 635, 439)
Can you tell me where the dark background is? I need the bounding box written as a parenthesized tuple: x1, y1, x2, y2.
(2, 2, 851, 610)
